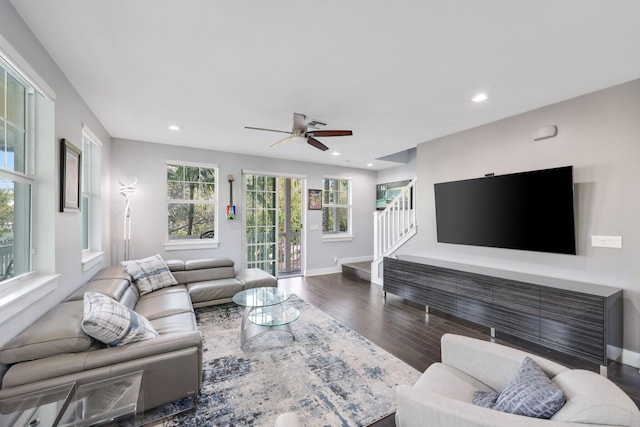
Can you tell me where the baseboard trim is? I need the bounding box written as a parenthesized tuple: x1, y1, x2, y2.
(305, 256, 373, 278)
(305, 267, 342, 276)
(621, 349, 640, 369)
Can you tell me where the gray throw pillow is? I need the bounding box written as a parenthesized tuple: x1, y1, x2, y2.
(121, 254, 177, 295)
(473, 390, 499, 408)
(81, 292, 159, 346)
(491, 356, 566, 418)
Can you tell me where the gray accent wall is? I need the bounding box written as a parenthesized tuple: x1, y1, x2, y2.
(399, 79, 640, 355)
(110, 138, 377, 272)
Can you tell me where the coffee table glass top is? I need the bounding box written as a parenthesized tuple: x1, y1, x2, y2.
(233, 287, 288, 307)
(248, 304, 300, 327)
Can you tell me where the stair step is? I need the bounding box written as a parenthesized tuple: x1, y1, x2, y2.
(342, 262, 371, 282)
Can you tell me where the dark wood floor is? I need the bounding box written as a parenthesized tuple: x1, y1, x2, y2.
(278, 272, 640, 426)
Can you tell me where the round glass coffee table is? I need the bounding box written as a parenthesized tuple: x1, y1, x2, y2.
(232, 287, 300, 348)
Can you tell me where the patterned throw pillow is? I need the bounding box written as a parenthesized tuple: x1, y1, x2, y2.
(121, 254, 178, 296)
(488, 356, 566, 418)
(81, 292, 159, 347)
(473, 390, 500, 408)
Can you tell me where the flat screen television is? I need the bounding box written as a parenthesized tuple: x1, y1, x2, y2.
(434, 166, 576, 255)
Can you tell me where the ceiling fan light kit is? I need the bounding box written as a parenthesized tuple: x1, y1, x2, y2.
(245, 113, 352, 152)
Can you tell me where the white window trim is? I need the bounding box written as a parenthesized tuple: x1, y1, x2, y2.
(0, 36, 57, 321)
(0, 33, 55, 100)
(80, 126, 103, 268)
(321, 176, 353, 240)
(0, 273, 59, 325)
(165, 160, 219, 249)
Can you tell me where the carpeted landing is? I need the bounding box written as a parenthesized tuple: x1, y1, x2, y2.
(146, 294, 421, 426)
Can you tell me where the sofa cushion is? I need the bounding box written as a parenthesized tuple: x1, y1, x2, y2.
(187, 278, 243, 304)
(81, 292, 159, 347)
(134, 286, 194, 320)
(0, 300, 92, 364)
(236, 268, 277, 289)
(551, 369, 640, 425)
(413, 362, 494, 402)
(490, 357, 565, 419)
(121, 254, 178, 296)
(65, 278, 132, 302)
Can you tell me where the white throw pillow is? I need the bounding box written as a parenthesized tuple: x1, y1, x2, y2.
(81, 292, 159, 347)
(121, 254, 177, 296)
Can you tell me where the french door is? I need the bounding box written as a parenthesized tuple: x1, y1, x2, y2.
(243, 173, 303, 277)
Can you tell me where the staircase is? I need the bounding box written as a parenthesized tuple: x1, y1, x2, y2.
(341, 261, 372, 282)
(371, 178, 417, 284)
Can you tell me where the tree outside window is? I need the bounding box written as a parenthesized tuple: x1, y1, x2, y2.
(167, 162, 217, 240)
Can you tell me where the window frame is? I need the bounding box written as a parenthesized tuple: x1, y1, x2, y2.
(164, 160, 219, 251)
(80, 126, 103, 271)
(321, 176, 353, 241)
(0, 34, 59, 326)
(0, 57, 34, 283)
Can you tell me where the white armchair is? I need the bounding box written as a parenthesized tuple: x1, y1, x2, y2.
(396, 334, 640, 427)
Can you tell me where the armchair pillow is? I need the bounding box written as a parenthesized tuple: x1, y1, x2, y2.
(474, 356, 565, 419)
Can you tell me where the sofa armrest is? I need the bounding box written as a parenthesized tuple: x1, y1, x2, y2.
(440, 334, 568, 391)
(396, 385, 589, 427)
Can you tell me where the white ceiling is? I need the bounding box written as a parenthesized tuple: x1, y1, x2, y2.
(10, 0, 640, 170)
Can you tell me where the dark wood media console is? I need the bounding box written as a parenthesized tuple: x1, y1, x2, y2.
(383, 256, 623, 369)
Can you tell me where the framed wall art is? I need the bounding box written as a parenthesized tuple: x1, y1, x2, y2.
(60, 138, 81, 213)
(308, 189, 322, 210)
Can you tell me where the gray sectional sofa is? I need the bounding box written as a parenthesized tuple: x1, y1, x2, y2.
(0, 257, 276, 411)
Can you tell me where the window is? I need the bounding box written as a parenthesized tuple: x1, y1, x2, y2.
(166, 161, 217, 245)
(322, 177, 351, 237)
(0, 60, 34, 282)
(81, 128, 102, 269)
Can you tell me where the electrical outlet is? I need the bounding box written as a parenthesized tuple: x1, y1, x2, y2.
(591, 235, 623, 249)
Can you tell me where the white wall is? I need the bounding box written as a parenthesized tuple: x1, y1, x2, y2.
(399, 79, 640, 355)
(376, 148, 417, 185)
(0, 0, 112, 345)
(110, 138, 377, 273)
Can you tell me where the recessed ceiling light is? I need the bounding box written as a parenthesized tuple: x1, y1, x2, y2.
(168, 125, 181, 131)
(332, 151, 341, 156)
(367, 163, 374, 167)
(472, 93, 488, 103)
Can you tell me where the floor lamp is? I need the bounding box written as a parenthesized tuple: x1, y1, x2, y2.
(119, 178, 137, 261)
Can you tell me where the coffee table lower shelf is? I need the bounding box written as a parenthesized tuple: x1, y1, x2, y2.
(240, 304, 300, 348)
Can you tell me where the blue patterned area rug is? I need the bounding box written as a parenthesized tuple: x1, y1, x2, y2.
(147, 294, 421, 426)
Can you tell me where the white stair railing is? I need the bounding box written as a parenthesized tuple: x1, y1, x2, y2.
(371, 178, 417, 284)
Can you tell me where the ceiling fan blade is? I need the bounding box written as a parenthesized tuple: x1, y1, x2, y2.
(307, 130, 353, 137)
(307, 136, 329, 151)
(271, 136, 293, 148)
(245, 126, 293, 135)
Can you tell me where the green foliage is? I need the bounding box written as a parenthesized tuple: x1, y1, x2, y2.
(167, 164, 216, 238)
(0, 188, 13, 239)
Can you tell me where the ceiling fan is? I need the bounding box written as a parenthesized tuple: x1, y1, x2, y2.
(245, 113, 353, 151)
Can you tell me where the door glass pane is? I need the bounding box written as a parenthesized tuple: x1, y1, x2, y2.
(245, 174, 277, 276)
